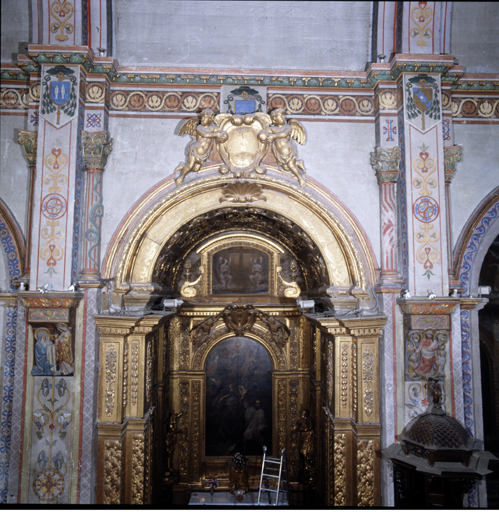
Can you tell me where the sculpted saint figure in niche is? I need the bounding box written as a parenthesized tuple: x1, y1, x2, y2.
(32, 328, 56, 376)
(258, 108, 307, 187)
(174, 108, 228, 185)
(55, 323, 74, 375)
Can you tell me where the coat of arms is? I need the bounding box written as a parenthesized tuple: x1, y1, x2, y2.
(41, 65, 78, 126)
(174, 108, 307, 187)
(405, 74, 441, 132)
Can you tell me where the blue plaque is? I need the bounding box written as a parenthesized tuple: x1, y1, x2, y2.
(235, 100, 255, 114)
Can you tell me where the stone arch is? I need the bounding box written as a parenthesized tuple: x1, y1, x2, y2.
(0, 198, 25, 289)
(102, 168, 379, 301)
(455, 187, 499, 294)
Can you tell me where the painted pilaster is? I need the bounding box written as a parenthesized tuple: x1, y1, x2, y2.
(80, 131, 113, 282)
(30, 63, 83, 291)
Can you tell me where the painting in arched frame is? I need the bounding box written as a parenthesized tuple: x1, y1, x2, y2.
(205, 337, 273, 457)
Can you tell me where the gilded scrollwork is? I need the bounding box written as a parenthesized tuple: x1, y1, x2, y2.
(289, 322, 299, 368)
(103, 439, 122, 504)
(180, 265, 204, 298)
(357, 439, 374, 507)
(333, 434, 346, 506)
(277, 265, 301, 298)
(362, 347, 374, 417)
(145, 418, 153, 504)
(352, 341, 358, 414)
(105, 345, 117, 417)
(327, 340, 333, 410)
(131, 434, 145, 504)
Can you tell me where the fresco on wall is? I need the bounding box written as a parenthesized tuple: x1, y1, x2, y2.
(405, 328, 447, 381)
(205, 337, 272, 457)
(31, 323, 75, 377)
(212, 248, 269, 294)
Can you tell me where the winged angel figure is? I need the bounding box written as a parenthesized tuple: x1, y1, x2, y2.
(258, 108, 307, 187)
(174, 109, 228, 185)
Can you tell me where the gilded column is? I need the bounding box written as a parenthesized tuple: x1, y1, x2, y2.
(17, 131, 38, 283)
(80, 131, 113, 283)
(443, 146, 462, 286)
(370, 147, 401, 288)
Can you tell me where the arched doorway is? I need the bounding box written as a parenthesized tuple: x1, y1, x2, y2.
(94, 171, 385, 505)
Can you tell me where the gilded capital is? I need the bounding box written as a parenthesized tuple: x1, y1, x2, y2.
(17, 130, 38, 167)
(444, 145, 462, 181)
(370, 147, 401, 184)
(82, 130, 113, 171)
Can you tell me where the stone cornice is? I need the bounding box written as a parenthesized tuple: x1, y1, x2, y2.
(2, 47, 497, 92)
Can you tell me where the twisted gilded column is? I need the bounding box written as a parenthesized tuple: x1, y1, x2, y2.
(444, 146, 462, 286)
(80, 131, 113, 283)
(17, 131, 38, 283)
(370, 147, 402, 289)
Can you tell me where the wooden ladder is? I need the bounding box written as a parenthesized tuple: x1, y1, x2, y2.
(257, 446, 288, 506)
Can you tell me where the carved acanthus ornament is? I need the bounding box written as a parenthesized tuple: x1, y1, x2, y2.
(105, 345, 117, 416)
(444, 145, 462, 183)
(191, 381, 201, 479)
(82, 130, 113, 171)
(334, 434, 346, 506)
(363, 346, 374, 417)
(131, 434, 145, 505)
(370, 146, 401, 183)
(278, 381, 287, 452)
(179, 381, 189, 477)
(17, 130, 38, 167)
(357, 439, 375, 506)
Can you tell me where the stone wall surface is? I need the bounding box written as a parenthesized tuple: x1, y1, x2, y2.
(0, 115, 29, 243)
(101, 117, 381, 267)
(451, 124, 499, 248)
(114, 1, 372, 71)
(451, 2, 499, 73)
(0, 0, 30, 61)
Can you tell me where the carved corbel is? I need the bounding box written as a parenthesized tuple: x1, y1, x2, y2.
(444, 145, 462, 183)
(82, 130, 113, 171)
(369, 146, 401, 183)
(17, 130, 38, 167)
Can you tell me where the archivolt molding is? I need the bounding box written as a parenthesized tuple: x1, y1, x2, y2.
(102, 168, 377, 297)
(192, 329, 286, 372)
(0, 198, 26, 284)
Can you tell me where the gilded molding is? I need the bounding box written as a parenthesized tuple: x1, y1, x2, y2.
(179, 381, 189, 477)
(191, 381, 201, 480)
(144, 419, 153, 504)
(357, 439, 375, 507)
(17, 130, 38, 167)
(370, 147, 401, 184)
(333, 434, 346, 506)
(131, 342, 139, 406)
(105, 344, 117, 417)
(123, 340, 128, 408)
(352, 340, 358, 415)
(146, 340, 153, 405)
(103, 439, 122, 505)
(289, 322, 299, 368)
(444, 145, 462, 173)
(82, 130, 113, 171)
(289, 380, 299, 478)
(341, 343, 348, 410)
(278, 380, 287, 452)
(327, 340, 333, 409)
(362, 346, 374, 417)
(131, 434, 145, 505)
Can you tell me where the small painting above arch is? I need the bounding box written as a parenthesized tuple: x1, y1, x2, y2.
(213, 247, 269, 294)
(206, 337, 272, 457)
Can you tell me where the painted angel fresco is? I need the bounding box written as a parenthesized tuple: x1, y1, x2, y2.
(406, 329, 447, 380)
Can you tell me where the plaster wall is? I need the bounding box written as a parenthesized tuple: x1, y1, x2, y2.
(101, 117, 380, 268)
(0, 116, 29, 243)
(451, 2, 499, 73)
(0, 0, 30, 62)
(114, 1, 372, 71)
(451, 124, 499, 250)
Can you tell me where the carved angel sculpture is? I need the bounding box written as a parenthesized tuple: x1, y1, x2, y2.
(174, 109, 228, 186)
(258, 108, 307, 187)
